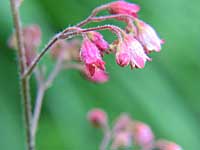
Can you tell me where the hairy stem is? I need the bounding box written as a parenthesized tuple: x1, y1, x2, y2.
(10, 0, 34, 150)
(76, 4, 109, 27)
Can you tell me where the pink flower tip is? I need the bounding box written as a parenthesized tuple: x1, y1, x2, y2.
(80, 38, 106, 76)
(108, 1, 140, 18)
(87, 108, 107, 128)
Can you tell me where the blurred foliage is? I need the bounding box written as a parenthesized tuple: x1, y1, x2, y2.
(0, 0, 200, 150)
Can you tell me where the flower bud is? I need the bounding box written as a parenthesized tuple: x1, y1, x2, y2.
(132, 121, 154, 147)
(87, 108, 107, 128)
(108, 1, 140, 18)
(136, 19, 164, 53)
(87, 31, 109, 52)
(80, 37, 105, 76)
(84, 67, 109, 83)
(155, 140, 182, 150)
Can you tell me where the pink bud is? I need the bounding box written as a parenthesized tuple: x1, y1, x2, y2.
(112, 131, 132, 149)
(133, 121, 154, 147)
(87, 108, 107, 128)
(84, 67, 109, 83)
(155, 140, 182, 150)
(80, 38, 105, 76)
(108, 1, 140, 18)
(87, 31, 109, 52)
(124, 34, 151, 69)
(136, 20, 164, 53)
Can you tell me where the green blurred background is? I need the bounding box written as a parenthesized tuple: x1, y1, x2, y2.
(0, 0, 200, 149)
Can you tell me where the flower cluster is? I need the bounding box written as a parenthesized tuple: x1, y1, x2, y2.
(87, 109, 182, 150)
(9, 1, 164, 84)
(79, 0, 164, 81)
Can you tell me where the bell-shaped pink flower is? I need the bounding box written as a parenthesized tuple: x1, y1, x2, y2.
(80, 38, 105, 76)
(108, 1, 140, 18)
(116, 42, 131, 67)
(87, 31, 109, 52)
(84, 67, 109, 83)
(125, 35, 151, 69)
(137, 20, 164, 53)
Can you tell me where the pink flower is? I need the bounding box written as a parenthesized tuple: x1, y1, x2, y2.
(125, 35, 151, 68)
(136, 20, 164, 53)
(116, 42, 131, 67)
(87, 108, 107, 128)
(133, 121, 154, 147)
(80, 38, 105, 76)
(84, 67, 109, 83)
(87, 31, 109, 52)
(115, 34, 150, 68)
(155, 140, 182, 150)
(108, 1, 140, 18)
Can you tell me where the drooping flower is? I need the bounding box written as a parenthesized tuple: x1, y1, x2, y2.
(126, 35, 151, 68)
(115, 34, 151, 69)
(80, 37, 105, 76)
(116, 42, 131, 67)
(87, 108, 108, 128)
(108, 1, 140, 18)
(84, 67, 109, 83)
(132, 121, 154, 147)
(155, 140, 182, 150)
(136, 20, 164, 53)
(87, 31, 109, 52)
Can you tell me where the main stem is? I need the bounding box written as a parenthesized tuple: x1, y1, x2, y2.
(10, 0, 34, 150)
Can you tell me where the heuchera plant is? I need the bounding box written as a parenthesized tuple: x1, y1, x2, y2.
(8, 0, 181, 150)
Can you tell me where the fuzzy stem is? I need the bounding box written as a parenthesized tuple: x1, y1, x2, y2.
(10, 0, 34, 150)
(76, 4, 110, 27)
